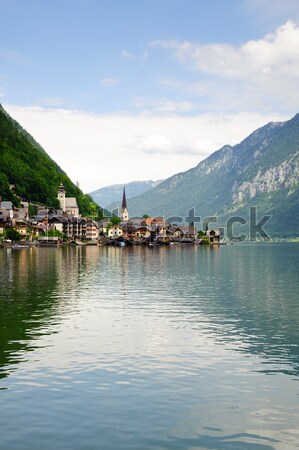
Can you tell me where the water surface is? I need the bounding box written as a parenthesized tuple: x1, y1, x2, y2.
(0, 244, 299, 449)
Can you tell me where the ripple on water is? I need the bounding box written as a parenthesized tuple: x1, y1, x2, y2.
(0, 244, 299, 449)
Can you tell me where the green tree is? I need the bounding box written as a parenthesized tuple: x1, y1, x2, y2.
(110, 216, 121, 225)
(5, 228, 21, 241)
(41, 229, 63, 238)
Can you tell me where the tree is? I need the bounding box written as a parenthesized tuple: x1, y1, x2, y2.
(143, 214, 149, 219)
(41, 229, 63, 238)
(110, 216, 121, 225)
(5, 228, 21, 241)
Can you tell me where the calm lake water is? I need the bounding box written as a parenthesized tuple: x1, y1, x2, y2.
(0, 244, 299, 450)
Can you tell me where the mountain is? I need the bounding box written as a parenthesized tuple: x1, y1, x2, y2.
(125, 114, 299, 237)
(89, 179, 162, 209)
(0, 104, 100, 216)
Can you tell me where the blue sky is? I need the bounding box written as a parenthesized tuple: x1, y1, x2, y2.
(1, 0, 299, 191)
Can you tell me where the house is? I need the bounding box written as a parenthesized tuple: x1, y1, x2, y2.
(167, 226, 185, 239)
(206, 229, 221, 244)
(12, 207, 28, 221)
(0, 201, 14, 223)
(37, 207, 61, 217)
(48, 216, 68, 234)
(134, 226, 150, 238)
(108, 225, 123, 238)
(176, 225, 197, 238)
(86, 220, 99, 240)
(97, 219, 110, 235)
(67, 217, 86, 239)
(15, 220, 30, 237)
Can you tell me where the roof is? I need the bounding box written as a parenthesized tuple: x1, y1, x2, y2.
(65, 198, 78, 208)
(97, 220, 110, 227)
(48, 216, 68, 224)
(121, 187, 127, 209)
(0, 201, 13, 209)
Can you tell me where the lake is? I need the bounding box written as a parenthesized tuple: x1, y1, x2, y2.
(0, 244, 299, 450)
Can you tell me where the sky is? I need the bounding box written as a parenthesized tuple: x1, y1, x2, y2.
(1, 0, 299, 192)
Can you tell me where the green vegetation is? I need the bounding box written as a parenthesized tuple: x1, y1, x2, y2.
(107, 216, 121, 228)
(127, 114, 299, 238)
(0, 104, 103, 217)
(41, 229, 63, 238)
(5, 228, 21, 241)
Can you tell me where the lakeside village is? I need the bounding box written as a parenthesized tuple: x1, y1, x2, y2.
(0, 184, 221, 248)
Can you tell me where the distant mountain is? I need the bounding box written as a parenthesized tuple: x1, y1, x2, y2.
(0, 104, 99, 216)
(89, 179, 163, 209)
(125, 114, 299, 237)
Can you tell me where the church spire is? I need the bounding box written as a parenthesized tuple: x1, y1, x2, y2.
(122, 186, 127, 209)
(120, 186, 129, 222)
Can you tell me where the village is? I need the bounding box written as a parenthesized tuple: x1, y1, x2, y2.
(0, 184, 221, 247)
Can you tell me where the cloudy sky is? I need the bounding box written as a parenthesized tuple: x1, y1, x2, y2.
(1, 0, 299, 192)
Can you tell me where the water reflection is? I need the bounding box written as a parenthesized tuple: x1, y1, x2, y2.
(1, 245, 299, 379)
(0, 244, 299, 449)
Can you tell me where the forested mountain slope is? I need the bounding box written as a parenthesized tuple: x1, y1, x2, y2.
(126, 114, 299, 237)
(0, 104, 99, 216)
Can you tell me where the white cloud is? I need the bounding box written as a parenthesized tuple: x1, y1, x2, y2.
(152, 21, 299, 78)
(121, 49, 134, 61)
(41, 97, 68, 107)
(133, 97, 195, 114)
(3, 104, 288, 193)
(100, 78, 120, 88)
(151, 21, 299, 112)
(125, 134, 216, 156)
(121, 48, 148, 64)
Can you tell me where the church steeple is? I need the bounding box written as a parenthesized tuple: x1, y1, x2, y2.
(120, 187, 129, 222)
(122, 187, 127, 209)
(58, 183, 66, 211)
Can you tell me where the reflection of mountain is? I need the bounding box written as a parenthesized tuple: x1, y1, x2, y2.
(0, 244, 298, 384)
(0, 247, 97, 381)
(0, 249, 59, 379)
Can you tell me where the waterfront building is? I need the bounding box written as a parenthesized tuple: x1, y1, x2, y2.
(57, 184, 80, 217)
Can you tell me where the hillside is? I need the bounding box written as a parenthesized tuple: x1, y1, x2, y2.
(90, 179, 162, 209)
(126, 114, 299, 237)
(0, 104, 100, 216)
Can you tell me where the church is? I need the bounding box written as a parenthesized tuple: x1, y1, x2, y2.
(57, 184, 80, 217)
(120, 187, 129, 222)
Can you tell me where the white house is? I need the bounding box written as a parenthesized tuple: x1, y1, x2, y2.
(108, 225, 123, 238)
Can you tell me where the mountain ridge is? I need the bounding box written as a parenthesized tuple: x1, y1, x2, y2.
(124, 114, 299, 237)
(90, 179, 163, 209)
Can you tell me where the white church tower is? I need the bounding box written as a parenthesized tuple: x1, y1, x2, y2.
(57, 183, 66, 212)
(120, 187, 129, 222)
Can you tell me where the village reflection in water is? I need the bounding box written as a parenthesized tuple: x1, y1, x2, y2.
(0, 244, 299, 449)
